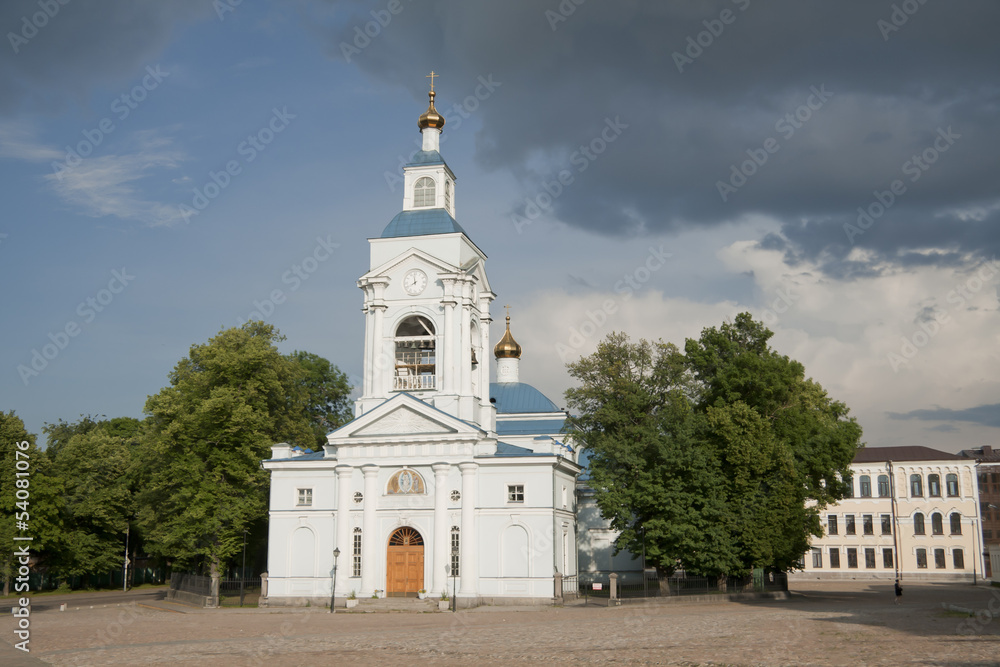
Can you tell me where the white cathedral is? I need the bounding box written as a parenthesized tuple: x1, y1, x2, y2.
(261, 84, 590, 606)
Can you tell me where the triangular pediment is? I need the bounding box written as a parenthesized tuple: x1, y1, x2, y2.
(353, 405, 456, 436)
(328, 393, 484, 445)
(359, 247, 458, 282)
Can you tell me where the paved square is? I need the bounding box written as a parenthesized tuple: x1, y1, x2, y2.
(3, 582, 999, 665)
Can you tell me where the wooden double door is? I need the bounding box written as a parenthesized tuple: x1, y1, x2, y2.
(386, 527, 424, 597)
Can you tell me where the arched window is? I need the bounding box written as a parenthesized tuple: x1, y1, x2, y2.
(444, 180, 452, 211)
(387, 469, 426, 495)
(450, 526, 460, 575)
(913, 512, 925, 535)
(946, 473, 959, 497)
(414, 176, 435, 207)
(909, 474, 923, 497)
(950, 512, 962, 535)
(928, 474, 941, 497)
(931, 512, 943, 535)
(842, 475, 854, 499)
(859, 475, 872, 497)
(877, 475, 890, 497)
(352, 527, 362, 577)
(394, 316, 436, 390)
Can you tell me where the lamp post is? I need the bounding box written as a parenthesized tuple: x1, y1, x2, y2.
(451, 545, 458, 612)
(330, 548, 341, 613)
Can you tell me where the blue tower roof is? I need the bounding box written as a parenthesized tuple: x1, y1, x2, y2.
(381, 209, 467, 239)
(490, 382, 560, 414)
(405, 150, 446, 167)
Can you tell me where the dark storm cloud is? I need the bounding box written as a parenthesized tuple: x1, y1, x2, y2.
(0, 0, 211, 115)
(315, 0, 1000, 274)
(889, 404, 1000, 429)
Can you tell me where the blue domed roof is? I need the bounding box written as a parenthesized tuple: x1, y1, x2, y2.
(490, 382, 559, 414)
(381, 209, 467, 239)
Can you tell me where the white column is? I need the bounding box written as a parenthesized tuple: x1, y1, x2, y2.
(432, 463, 451, 595)
(460, 296, 471, 397)
(372, 306, 386, 396)
(459, 462, 478, 595)
(360, 465, 379, 594)
(335, 466, 353, 592)
(443, 291, 456, 394)
(362, 300, 372, 398)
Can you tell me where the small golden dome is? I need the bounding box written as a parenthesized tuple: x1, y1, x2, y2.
(418, 90, 445, 131)
(494, 315, 522, 359)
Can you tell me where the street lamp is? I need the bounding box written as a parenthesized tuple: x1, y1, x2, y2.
(451, 545, 459, 612)
(330, 548, 341, 613)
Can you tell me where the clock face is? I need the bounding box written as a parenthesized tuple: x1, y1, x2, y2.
(403, 269, 428, 295)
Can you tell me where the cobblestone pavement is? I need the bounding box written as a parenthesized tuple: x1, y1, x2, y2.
(2, 581, 999, 665)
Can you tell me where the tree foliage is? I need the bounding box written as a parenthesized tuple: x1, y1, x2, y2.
(137, 322, 316, 574)
(288, 350, 353, 446)
(566, 313, 862, 577)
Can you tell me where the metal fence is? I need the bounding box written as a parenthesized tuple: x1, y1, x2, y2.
(219, 575, 262, 607)
(578, 571, 787, 599)
(170, 573, 211, 597)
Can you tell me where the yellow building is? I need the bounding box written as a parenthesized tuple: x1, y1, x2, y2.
(796, 446, 983, 582)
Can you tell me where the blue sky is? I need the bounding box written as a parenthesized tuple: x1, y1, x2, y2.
(2, 1, 999, 452)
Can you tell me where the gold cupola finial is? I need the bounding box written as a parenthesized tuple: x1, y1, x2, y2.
(418, 71, 445, 131)
(494, 306, 522, 359)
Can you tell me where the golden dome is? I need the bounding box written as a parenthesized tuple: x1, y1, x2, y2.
(494, 315, 522, 359)
(418, 90, 445, 131)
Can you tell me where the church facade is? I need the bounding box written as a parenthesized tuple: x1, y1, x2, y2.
(262, 85, 581, 606)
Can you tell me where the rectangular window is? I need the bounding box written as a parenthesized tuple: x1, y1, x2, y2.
(950, 513, 962, 535)
(507, 484, 524, 503)
(864, 548, 876, 569)
(451, 527, 460, 574)
(862, 514, 874, 535)
(881, 514, 892, 535)
(916, 548, 927, 569)
(827, 515, 838, 536)
(847, 548, 858, 569)
(928, 474, 941, 497)
(562, 486, 568, 509)
(910, 474, 923, 497)
(845, 515, 856, 535)
(297, 488, 313, 506)
(953, 549, 965, 569)
(934, 548, 946, 569)
(882, 548, 893, 569)
(811, 548, 822, 568)
(946, 474, 959, 497)
(877, 475, 890, 498)
(843, 476, 854, 499)
(859, 476, 872, 497)
(352, 528, 362, 577)
(829, 548, 841, 568)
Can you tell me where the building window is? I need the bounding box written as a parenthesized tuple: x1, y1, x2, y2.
(827, 515, 838, 536)
(843, 475, 854, 499)
(845, 515, 856, 535)
(983, 502, 993, 521)
(953, 548, 965, 569)
(811, 548, 823, 568)
(450, 526, 460, 574)
(847, 548, 858, 568)
(910, 474, 923, 497)
(934, 548, 946, 569)
(928, 474, 941, 497)
(394, 316, 436, 391)
(881, 514, 892, 535)
(916, 548, 927, 568)
(507, 484, 524, 503)
(882, 548, 893, 569)
(414, 176, 435, 207)
(829, 548, 841, 568)
(864, 548, 876, 569)
(859, 475, 872, 497)
(352, 528, 362, 577)
(297, 488, 313, 506)
(946, 473, 959, 497)
(862, 514, 874, 535)
(985, 529, 994, 540)
(913, 512, 925, 535)
(950, 512, 962, 535)
(877, 474, 890, 498)
(444, 180, 452, 211)
(931, 512, 943, 535)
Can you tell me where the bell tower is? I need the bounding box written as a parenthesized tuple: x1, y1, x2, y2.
(355, 75, 496, 432)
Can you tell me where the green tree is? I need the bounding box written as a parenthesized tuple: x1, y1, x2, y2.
(288, 350, 353, 446)
(566, 314, 862, 577)
(138, 322, 314, 576)
(0, 412, 62, 595)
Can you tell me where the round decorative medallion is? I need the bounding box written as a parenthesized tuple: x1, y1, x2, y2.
(353, 492, 363, 504)
(450, 490, 461, 503)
